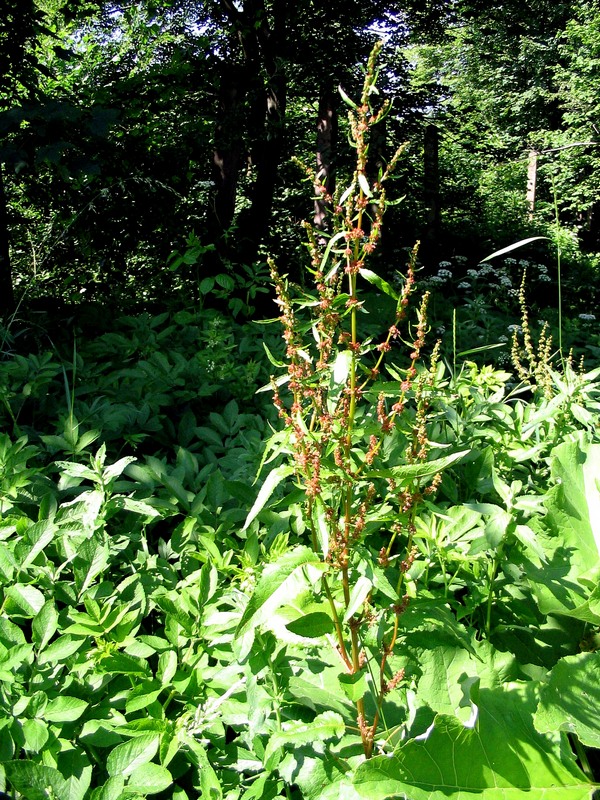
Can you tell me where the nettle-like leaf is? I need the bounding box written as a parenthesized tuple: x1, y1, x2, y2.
(264, 711, 345, 771)
(353, 683, 595, 800)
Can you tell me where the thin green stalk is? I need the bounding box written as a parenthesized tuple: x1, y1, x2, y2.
(452, 307, 457, 377)
(551, 174, 563, 360)
(485, 554, 501, 639)
(569, 734, 594, 782)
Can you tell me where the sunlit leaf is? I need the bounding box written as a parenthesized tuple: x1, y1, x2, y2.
(479, 236, 548, 262)
(534, 652, 600, 748)
(354, 683, 593, 799)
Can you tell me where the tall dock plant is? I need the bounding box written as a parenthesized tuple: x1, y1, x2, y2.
(241, 42, 467, 759)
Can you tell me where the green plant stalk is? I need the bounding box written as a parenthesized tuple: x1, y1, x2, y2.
(551, 174, 563, 359)
(268, 42, 428, 760)
(569, 733, 594, 782)
(485, 551, 501, 639)
(307, 498, 352, 669)
(346, 190, 375, 750)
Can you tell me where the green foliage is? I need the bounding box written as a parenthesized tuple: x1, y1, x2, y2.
(0, 305, 599, 799)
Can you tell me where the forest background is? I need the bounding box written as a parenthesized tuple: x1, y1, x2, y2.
(2, 0, 600, 319)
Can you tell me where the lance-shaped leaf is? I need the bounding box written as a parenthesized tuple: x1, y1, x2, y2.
(359, 268, 398, 300)
(366, 450, 470, 483)
(479, 236, 548, 262)
(243, 464, 295, 531)
(236, 546, 325, 639)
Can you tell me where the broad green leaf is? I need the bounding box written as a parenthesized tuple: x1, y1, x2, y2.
(5, 755, 92, 800)
(80, 720, 123, 748)
(20, 519, 57, 567)
(286, 612, 334, 638)
(125, 681, 163, 714)
(524, 436, 600, 622)
(37, 634, 86, 665)
(551, 435, 600, 559)
(32, 601, 59, 650)
(479, 236, 548, 262)
(236, 547, 324, 639)
(5, 583, 46, 616)
(107, 733, 160, 777)
(120, 497, 161, 517)
(353, 683, 593, 800)
(179, 732, 223, 800)
(242, 464, 295, 530)
(79, 489, 105, 532)
(278, 751, 363, 800)
(127, 762, 173, 794)
(0, 542, 16, 581)
(98, 652, 151, 677)
(91, 776, 125, 800)
(22, 718, 49, 753)
(338, 671, 368, 702)
(264, 711, 345, 770)
(158, 650, 178, 685)
(416, 642, 515, 723)
(288, 651, 356, 719)
(55, 461, 98, 482)
(4, 762, 69, 800)
(74, 538, 110, 596)
(103, 455, 136, 482)
(534, 652, 600, 748)
(43, 696, 88, 723)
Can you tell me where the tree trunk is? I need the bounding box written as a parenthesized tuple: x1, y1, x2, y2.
(236, 0, 287, 265)
(207, 62, 247, 261)
(422, 123, 440, 267)
(314, 86, 337, 234)
(0, 163, 15, 318)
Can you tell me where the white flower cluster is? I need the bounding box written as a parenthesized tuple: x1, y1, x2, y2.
(578, 313, 596, 322)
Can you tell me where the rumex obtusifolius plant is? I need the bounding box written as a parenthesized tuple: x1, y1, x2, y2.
(263, 42, 466, 758)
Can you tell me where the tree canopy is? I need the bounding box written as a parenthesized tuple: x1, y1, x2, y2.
(1, 0, 599, 313)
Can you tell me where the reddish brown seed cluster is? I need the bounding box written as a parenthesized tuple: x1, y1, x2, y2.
(267, 41, 447, 759)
